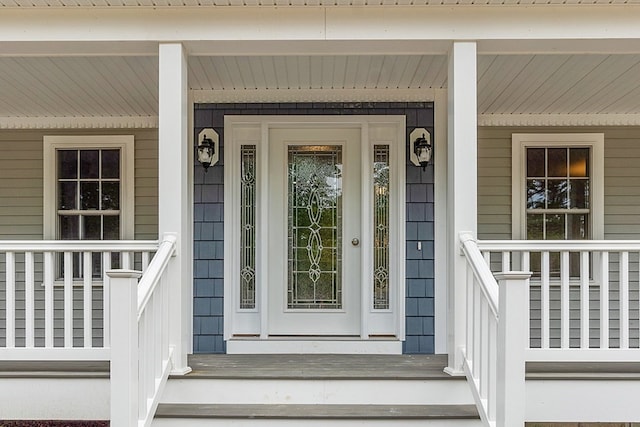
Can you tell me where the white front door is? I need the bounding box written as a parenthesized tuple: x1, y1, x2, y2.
(224, 116, 407, 352)
(267, 127, 362, 335)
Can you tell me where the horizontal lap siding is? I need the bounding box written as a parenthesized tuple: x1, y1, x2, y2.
(478, 126, 640, 349)
(0, 129, 158, 347)
(477, 131, 512, 240)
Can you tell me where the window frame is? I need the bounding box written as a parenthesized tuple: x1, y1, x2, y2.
(43, 135, 135, 241)
(512, 133, 604, 241)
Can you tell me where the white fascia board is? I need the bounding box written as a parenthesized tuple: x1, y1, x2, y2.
(0, 116, 157, 129)
(193, 88, 437, 103)
(1, 6, 640, 46)
(479, 113, 640, 127)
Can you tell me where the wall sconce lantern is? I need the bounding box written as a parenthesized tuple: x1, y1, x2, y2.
(409, 128, 433, 171)
(197, 128, 219, 172)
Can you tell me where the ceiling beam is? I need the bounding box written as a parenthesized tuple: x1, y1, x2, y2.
(0, 7, 639, 56)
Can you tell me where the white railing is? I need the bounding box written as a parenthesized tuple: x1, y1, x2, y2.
(460, 232, 529, 427)
(109, 233, 177, 427)
(477, 240, 640, 360)
(0, 239, 158, 360)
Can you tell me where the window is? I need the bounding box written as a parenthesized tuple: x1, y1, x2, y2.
(44, 136, 135, 278)
(512, 133, 604, 276)
(525, 146, 590, 241)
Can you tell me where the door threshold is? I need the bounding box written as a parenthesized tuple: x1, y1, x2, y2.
(226, 337, 403, 355)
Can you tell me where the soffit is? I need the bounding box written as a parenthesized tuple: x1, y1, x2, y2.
(0, 54, 639, 119)
(1, 0, 638, 6)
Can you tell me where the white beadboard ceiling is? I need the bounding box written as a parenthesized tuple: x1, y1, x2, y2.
(1, 54, 640, 119)
(1, 0, 638, 6)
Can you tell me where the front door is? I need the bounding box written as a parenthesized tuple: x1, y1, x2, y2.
(267, 127, 362, 335)
(224, 116, 406, 352)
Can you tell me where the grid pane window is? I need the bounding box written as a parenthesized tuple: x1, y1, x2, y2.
(526, 147, 591, 276)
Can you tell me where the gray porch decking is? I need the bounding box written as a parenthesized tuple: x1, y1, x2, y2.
(180, 353, 455, 380)
(2, 355, 639, 379)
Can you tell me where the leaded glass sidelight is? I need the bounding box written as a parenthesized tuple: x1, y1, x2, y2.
(373, 145, 390, 310)
(287, 145, 343, 309)
(240, 145, 257, 309)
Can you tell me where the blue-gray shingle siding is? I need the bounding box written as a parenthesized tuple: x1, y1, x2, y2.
(193, 102, 435, 354)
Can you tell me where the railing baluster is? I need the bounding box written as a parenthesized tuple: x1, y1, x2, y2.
(480, 298, 489, 400)
(561, 251, 570, 349)
(103, 252, 112, 348)
(162, 275, 170, 362)
(488, 314, 497, 421)
(64, 251, 74, 348)
(466, 266, 474, 362)
(6, 252, 16, 348)
(522, 251, 530, 272)
(138, 315, 146, 421)
(541, 251, 550, 349)
(44, 251, 54, 348)
(25, 251, 35, 348)
(483, 251, 490, 266)
(620, 251, 629, 349)
(123, 251, 132, 270)
(84, 251, 93, 348)
(142, 251, 151, 272)
(154, 290, 162, 380)
(600, 251, 610, 349)
(580, 251, 590, 349)
(473, 277, 481, 378)
(502, 251, 510, 273)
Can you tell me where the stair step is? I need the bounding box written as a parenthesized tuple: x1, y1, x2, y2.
(180, 354, 457, 380)
(155, 403, 480, 419)
(162, 354, 473, 406)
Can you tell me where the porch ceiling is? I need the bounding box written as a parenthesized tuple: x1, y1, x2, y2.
(1, 0, 637, 5)
(1, 53, 640, 122)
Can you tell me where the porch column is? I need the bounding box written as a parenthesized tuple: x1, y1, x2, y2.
(158, 43, 192, 374)
(446, 41, 477, 374)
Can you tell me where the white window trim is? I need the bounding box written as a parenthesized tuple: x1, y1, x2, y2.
(512, 133, 605, 241)
(43, 135, 135, 241)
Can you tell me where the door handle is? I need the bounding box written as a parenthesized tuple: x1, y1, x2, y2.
(351, 238, 360, 246)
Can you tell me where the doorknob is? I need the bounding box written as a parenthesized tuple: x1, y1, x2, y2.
(351, 238, 360, 246)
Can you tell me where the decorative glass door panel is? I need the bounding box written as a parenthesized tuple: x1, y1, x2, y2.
(268, 128, 361, 335)
(288, 146, 343, 309)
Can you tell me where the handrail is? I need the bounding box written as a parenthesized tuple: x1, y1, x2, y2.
(460, 232, 499, 317)
(460, 232, 530, 427)
(137, 233, 177, 320)
(0, 240, 159, 251)
(109, 232, 177, 427)
(478, 239, 640, 251)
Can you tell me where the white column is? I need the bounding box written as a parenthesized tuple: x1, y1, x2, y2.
(445, 41, 477, 374)
(496, 272, 529, 427)
(159, 43, 192, 374)
(434, 89, 448, 354)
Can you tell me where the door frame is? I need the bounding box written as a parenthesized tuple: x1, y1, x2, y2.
(223, 115, 406, 354)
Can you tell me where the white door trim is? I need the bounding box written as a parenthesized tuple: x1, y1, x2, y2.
(223, 115, 406, 354)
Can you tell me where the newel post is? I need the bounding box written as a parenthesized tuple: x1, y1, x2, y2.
(108, 269, 142, 427)
(495, 272, 530, 427)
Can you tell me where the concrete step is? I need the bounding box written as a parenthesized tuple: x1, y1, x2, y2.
(153, 403, 482, 426)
